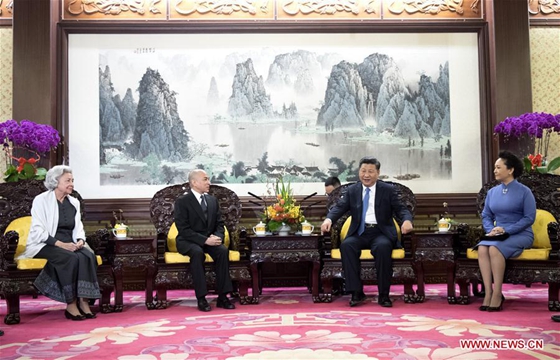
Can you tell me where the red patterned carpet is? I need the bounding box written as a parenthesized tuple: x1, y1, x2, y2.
(1, 284, 558, 360)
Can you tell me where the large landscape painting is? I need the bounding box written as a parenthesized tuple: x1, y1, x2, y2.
(68, 33, 482, 198)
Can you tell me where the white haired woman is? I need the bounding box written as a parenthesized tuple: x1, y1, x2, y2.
(18, 165, 100, 320)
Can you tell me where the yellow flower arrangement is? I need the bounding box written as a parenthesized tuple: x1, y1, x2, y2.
(263, 177, 305, 232)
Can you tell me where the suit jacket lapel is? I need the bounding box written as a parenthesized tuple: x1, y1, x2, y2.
(187, 192, 207, 223)
(374, 181, 382, 215)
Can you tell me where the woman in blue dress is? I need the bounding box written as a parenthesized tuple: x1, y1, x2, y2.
(477, 151, 536, 312)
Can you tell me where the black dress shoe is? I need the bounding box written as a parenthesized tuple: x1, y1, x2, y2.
(77, 303, 97, 319)
(65, 310, 85, 321)
(197, 298, 211, 312)
(349, 292, 367, 307)
(216, 297, 236, 309)
(552, 315, 560, 322)
(378, 296, 393, 308)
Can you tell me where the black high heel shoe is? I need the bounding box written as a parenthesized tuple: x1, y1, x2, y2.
(65, 310, 85, 321)
(77, 302, 97, 319)
(479, 304, 489, 311)
(487, 295, 505, 312)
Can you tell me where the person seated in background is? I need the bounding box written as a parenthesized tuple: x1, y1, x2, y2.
(320, 157, 413, 308)
(174, 169, 235, 312)
(324, 176, 341, 195)
(18, 165, 100, 321)
(476, 150, 536, 312)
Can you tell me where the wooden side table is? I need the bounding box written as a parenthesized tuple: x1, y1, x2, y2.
(108, 237, 157, 311)
(412, 231, 458, 304)
(249, 234, 321, 303)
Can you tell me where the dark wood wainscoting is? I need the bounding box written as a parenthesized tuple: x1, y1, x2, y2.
(83, 194, 479, 289)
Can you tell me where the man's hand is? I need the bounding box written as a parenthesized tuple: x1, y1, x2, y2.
(401, 220, 414, 234)
(320, 219, 332, 234)
(205, 234, 222, 246)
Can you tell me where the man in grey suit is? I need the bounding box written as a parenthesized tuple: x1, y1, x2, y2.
(174, 169, 235, 312)
(321, 157, 413, 308)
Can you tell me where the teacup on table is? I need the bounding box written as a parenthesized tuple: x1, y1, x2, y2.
(112, 227, 128, 239)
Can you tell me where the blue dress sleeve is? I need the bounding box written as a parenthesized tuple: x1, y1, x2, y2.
(481, 188, 496, 233)
(504, 187, 536, 235)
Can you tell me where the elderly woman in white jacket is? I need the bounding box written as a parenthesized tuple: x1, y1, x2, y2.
(19, 165, 100, 320)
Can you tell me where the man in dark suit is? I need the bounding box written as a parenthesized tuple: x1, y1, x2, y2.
(174, 169, 235, 312)
(320, 157, 413, 308)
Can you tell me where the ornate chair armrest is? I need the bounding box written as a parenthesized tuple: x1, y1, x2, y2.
(237, 227, 250, 260)
(86, 228, 111, 263)
(548, 222, 559, 259)
(155, 232, 167, 264)
(456, 223, 484, 257)
(0, 231, 20, 271)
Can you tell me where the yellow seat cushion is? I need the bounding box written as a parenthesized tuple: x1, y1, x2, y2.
(467, 247, 550, 261)
(467, 209, 556, 261)
(340, 216, 401, 242)
(335, 216, 404, 260)
(331, 248, 405, 260)
(5, 216, 102, 269)
(164, 250, 241, 264)
(166, 222, 236, 264)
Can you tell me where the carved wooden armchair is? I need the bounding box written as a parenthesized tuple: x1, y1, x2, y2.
(149, 183, 254, 308)
(318, 181, 418, 303)
(0, 180, 114, 325)
(455, 172, 560, 310)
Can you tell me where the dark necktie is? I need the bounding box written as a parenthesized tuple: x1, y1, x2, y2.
(358, 188, 370, 235)
(200, 195, 208, 219)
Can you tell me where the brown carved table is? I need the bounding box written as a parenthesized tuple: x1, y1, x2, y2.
(108, 237, 157, 311)
(412, 231, 458, 304)
(249, 234, 321, 303)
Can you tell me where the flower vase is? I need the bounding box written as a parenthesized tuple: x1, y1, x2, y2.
(278, 223, 291, 236)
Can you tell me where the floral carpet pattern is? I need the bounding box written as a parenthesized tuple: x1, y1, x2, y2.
(1, 284, 558, 360)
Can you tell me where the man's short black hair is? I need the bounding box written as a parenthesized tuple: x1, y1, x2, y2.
(359, 156, 381, 170)
(324, 176, 341, 187)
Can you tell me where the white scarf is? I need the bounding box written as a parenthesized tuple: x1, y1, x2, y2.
(18, 190, 87, 259)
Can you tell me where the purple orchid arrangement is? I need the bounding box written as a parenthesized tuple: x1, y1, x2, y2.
(0, 120, 60, 154)
(494, 112, 560, 173)
(1, 119, 61, 182)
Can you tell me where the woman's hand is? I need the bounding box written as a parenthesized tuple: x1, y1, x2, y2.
(76, 239, 85, 249)
(55, 240, 79, 252)
(488, 226, 505, 236)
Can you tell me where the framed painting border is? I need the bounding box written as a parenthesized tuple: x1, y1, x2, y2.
(59, 22, 492, 201)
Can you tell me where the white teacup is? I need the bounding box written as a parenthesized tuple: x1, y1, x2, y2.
(253, 221, 266, 236)
(301, 221, 314, 235)
(112, 227, 128, 239)
(437, 220, 451, 233)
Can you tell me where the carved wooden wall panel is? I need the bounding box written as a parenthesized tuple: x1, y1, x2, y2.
(382, 0, 482, 19)
(0, 0, 12, 19)
(529, 0, 560, 18)
(276, 0, 381, 20)
(170, 0, 274, 19)
(63, 0, 167, 20)
(60, 0, 489, 21)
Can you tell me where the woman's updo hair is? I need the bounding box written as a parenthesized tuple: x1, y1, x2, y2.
(44, 165, 73, 191)
(498, 150, 524, 178)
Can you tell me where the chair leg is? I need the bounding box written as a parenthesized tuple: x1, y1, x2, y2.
(317, 277, 334, 303)
(155, 287, 169, 309)
(548, 282, 560, 311)
(457, 280, 470, 305)
(4, 294, 21, 325)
